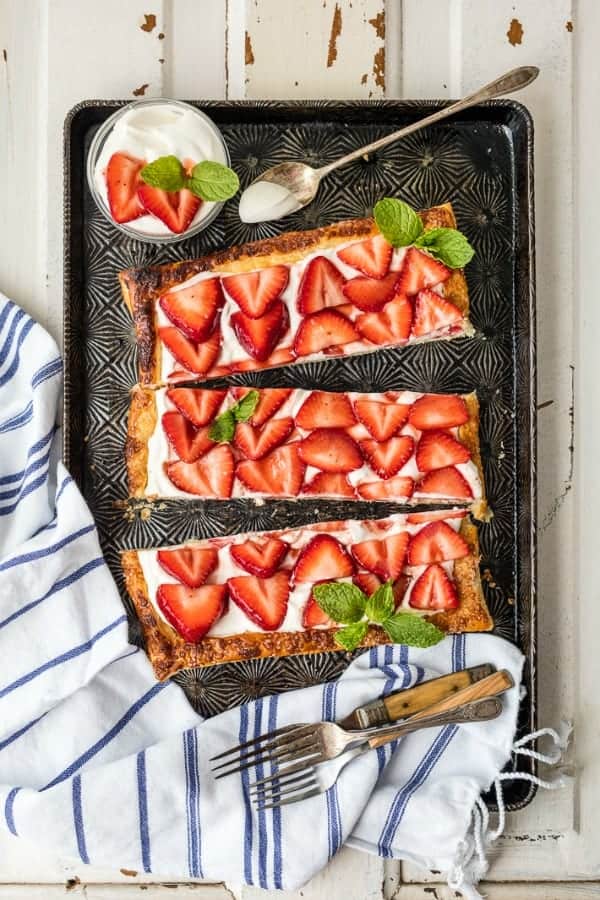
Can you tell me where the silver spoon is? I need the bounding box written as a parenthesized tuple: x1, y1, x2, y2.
(239, 65, 539, 223)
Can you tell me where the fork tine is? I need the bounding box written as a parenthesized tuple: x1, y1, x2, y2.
(251, 775, 318, 806)
(249, 768, 316, 797)
(255, 785, 323, 811)
(246, 752, 323, 789)
(209, 723, 311, 763)
(212, 733, 321, 780)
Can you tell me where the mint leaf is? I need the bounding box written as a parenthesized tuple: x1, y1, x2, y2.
(140, 155, 186, 192)
(336, 620, 369, 652)
(208, 410, 236, 443)
(414, 227, 475, 269)
(382, 613, 444, 648)
(365, 580, 395, 624)
(373, 198, 423, 248)
(233, 389, 259, 423)
(312, 582, 367, 624)
(189, 161, 240, 202)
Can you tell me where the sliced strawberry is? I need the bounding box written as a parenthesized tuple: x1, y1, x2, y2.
(395, 247, 451, 295)
(409, 564, 459, 611)
(293, 534, 355, 583)
(162, 412, 214, 462)
(159, 279, 224, 343)
(356, 294, 413, 345)
(222, 266, 289, 319)
(353, 571, 383, 596)
(360, 435, 414, 479)
(416, 430, 471, 471)
(231, 387, 293, 426)
(228, 571, 289, 630)
(418, 466, 473, 499)
(231, 301, 289, 361)
(354, 399, 411, 441)
(234, 417, 294, 460)
(295, 391, 356, 430)
(230, 537, 288, 578)
(337, 234, 392, 278)
(412, 288, 463, 337)
(138, 184, 201, 234)
(106, 153, 145, 223)
(298, 428, 363, 473)
(407, 509, 467, 525)
(156, 583, 227, 642)
(166, 388, 227, 428)
(293, 309, 358, 357)
(302, 472, 356, 498)
(351, 532, 409, 581)
(157, 547, 218, 588)
(160, 327, 221, 375)
(342, 272, 399, 311)
(165, 445, 234, 497)
(297, 256, 347, 314)
(408, 394, 469, 431)
(236, 444, 306, 496)
(407, 520, 470, 566)
(302, 590, 335, 629)
(357, 476, 414, 501)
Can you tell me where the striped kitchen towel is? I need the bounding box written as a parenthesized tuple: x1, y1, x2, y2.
(0, 293, 526, 894)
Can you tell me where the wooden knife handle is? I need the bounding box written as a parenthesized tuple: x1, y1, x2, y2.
(368, 670, 514, 749)
(383, 669, 477, 722)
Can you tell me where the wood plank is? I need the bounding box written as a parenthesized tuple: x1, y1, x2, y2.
(395, 884, 600, 899)
(243, 0, 386, 99)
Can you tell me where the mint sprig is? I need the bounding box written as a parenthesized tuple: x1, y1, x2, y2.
(209, 389, 260, 443)
(373, 197, 474, 269)
(312, 578, 445, 652)
(140, 155, 239, 202)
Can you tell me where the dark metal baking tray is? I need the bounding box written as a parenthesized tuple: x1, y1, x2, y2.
(63, 99, 536, 809)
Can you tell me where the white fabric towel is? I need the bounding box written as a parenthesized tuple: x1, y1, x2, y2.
(0, 294, 526, 891)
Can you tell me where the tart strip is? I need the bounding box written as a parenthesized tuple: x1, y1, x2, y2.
(121, 511, 492, 681)
(119, 204, 471, 386)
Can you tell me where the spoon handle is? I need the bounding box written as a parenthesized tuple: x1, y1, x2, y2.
(317, 65, 539, 177)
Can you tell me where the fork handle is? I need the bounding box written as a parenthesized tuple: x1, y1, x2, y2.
(366, 670, 514, 749)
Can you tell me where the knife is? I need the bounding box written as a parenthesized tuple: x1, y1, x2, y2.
(338, 662, 495, 730)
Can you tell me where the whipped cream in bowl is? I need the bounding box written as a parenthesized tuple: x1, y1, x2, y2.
(87, 98, 231, 243)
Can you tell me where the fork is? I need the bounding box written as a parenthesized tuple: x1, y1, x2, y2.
(250, 697, 503, 810)
(210, 669, 513, 780)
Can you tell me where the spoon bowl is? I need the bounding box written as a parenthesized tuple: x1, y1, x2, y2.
(252, 161, 321, 206)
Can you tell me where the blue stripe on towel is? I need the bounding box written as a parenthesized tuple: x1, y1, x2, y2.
(137, 750, 152, 873)
(185, 729, 202, 878)
(253, 697, 268, 888)
(0, 445, 52, 501)
(4, 786, 20, 835)
(0, 318, 35, 387)
(72, 775, 90, 863)
(268, 693, 283, 889)
(239, 704, 253, 884)
(0, 524, 95, 572)
(0, 401, 33, 434)
(322, 681, 342, 859)
(0, 712, 48, 752)
(0, 426, 54, 484)
(31, 357, 62, 388)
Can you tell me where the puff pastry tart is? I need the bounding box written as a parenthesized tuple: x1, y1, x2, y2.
(126, 385, 488, 519)
(119, 204, 471, 386)
(122, 511, 492, 680)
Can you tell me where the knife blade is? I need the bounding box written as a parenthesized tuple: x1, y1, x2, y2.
(338, 662, 495, 730)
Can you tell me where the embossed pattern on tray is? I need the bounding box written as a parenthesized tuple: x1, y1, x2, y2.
(63, 100, 535, 808)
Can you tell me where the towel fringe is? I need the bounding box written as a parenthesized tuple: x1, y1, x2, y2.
(447, 721, 573, 899)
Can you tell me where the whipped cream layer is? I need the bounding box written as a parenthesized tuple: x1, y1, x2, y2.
(94, 103, 227, 236)
(137, 512, 467, 639)
(143, 387, 483, 502)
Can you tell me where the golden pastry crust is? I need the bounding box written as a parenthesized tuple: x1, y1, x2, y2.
(121, 516, 492, 681)
(119, 204, 470, 386)
(457, 392, 488, 520)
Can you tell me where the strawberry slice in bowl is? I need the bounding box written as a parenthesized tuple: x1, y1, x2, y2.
(138, 184, 202, 235)
(106, 152, 146, 224)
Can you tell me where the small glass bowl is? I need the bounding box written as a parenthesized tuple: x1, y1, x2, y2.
(86, 98, 231, 244)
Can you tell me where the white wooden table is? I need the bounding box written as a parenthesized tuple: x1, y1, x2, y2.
(0, 0, 597, 896)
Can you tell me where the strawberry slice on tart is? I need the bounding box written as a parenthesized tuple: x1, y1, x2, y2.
(160, 327, 221, 375)
(157, 547, 218, 588)
(354, 398, 411, 441)
(231, 300, 289, 361)
(232, 387, 293, 426)
(165, 445, 234, 497)
(302, 472, 356, 498)
(337, 234, 392, 278)
(342, 272, 400, 311)
(159, 279, 224, 343)
(353, 571, 383, 596)
(234, 417, 294, 460)
(298, 428, 363, 473)
(409, 564, 459, 611)
(395, 247, 451, 295)
(230, 537, 289, 578)
(166, 388, 227, 428)
(138, 184, 201, 234)
(236, 444, 306, 496)
(412, 288, 463, 337)
(407, 520, 470, 566)
(418, 466, 473, 499)
(302, 591, 335, 629)
(360, 435, 414, 479)
(293, 534, 355, 583)
(156, 582, 228, 642)
(357, 476, 415, 501)
(293, 309, 359, 357)
(297, 256, 347, 313)
(416, 430, 471, 471)
(162, 412, 214, 462)
(295, 390, 356, 430)
(222, 266, 289, 319)
(351, 532, 409, 581)
(356, 294, 413, 345)
(408, 394, 469, 431)
(106, 152, 146, 223)
(228, 571, 290, 630)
